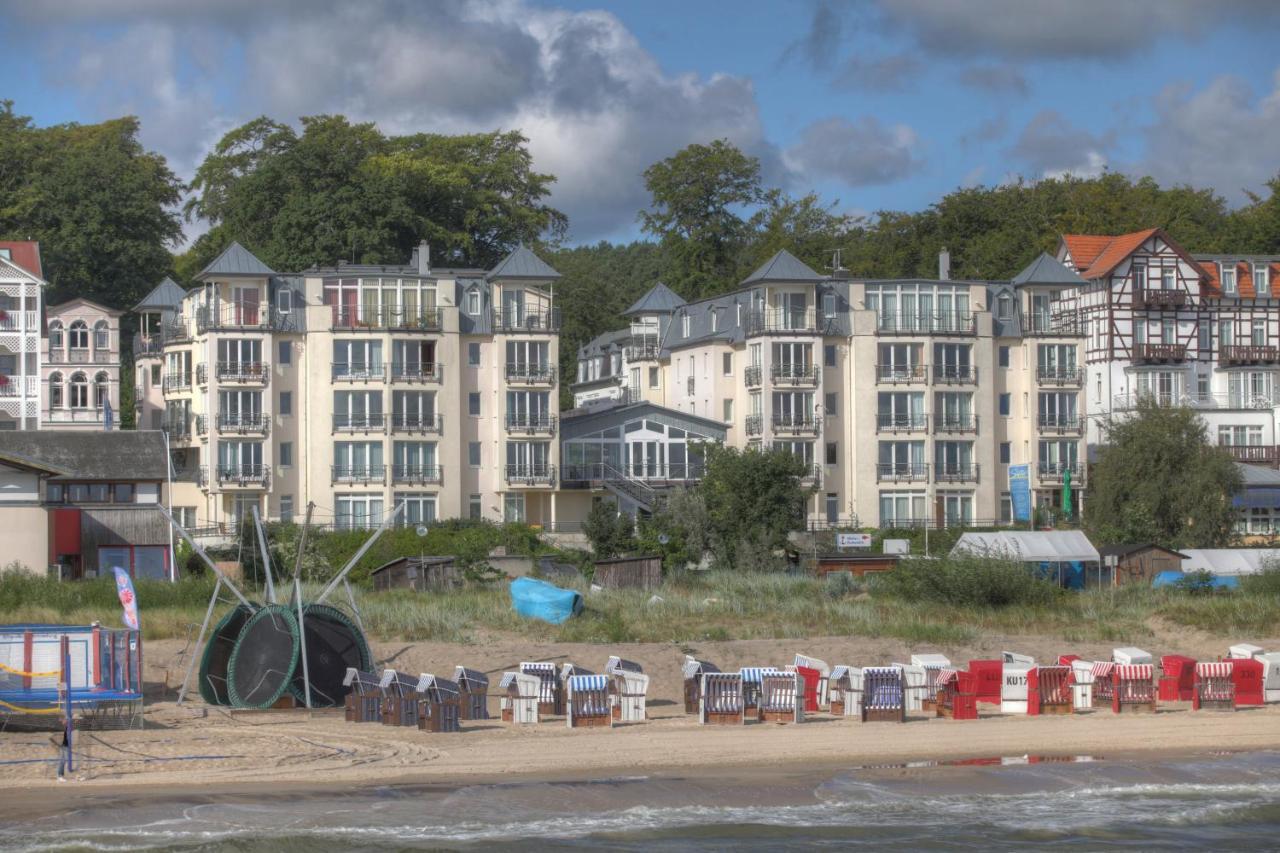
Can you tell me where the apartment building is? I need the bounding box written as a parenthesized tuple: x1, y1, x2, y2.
(0, 241, 45, 431)
(135, 240, 563, 531)
(41, 297, 123, 429)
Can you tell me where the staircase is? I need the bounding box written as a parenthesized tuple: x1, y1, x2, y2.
(602, 464, 662, 513)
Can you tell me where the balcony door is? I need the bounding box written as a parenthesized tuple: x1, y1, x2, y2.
(502, 289, 525, 326)
(232, 286, 260, 325)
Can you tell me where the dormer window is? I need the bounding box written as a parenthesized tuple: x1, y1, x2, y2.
(278, 288, 292, 314)
(711, 310, 718, 333)
(823, 292, 836, 318)
(467, 289, 480, 315)
(682, 313, 691, 338)
(736, 303, 742, 327)
(1255, 263, 1270, 293)
(1221, 264, 1237, 295)
(996, 293, 1012, 320)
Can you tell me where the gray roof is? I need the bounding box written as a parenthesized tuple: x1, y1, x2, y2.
(133, 277, 187, 312)
(623, 282, 686, 316)
(579, 327, 631, 356)
(1011, 252, 1085, 287)
(198, 241, 276, 279)
(1237, 462, 1280, 486)
(560, 400, 728, 441)
(488, 245, 561, 281)
(741, 249, 823, 286)
(0, 431, 170, 481)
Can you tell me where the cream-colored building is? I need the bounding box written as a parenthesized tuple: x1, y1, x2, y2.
(42, 297, 124, 429)
(0, 241, 45, 431)
(136, 241, 562, 531)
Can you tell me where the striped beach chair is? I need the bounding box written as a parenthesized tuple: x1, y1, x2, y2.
(453, 667, 490, 720)
(1193, 661, 1235, 711)
(611, 670, 649, 723)
(498, 671, 540, 724)
(415, 674, 462, 733)
(379, 670, 420, 727)
(605, 656, 643, 675)
(1089, 661, 1115, 708)
(342, 668, 382, 723)
(911, 654, 951, 712)
(699, 672, 744, 725)
(791, 654, 830, 710)
(828, 665, 862, 717)
(740, 667, 784, 711)
(520, 661, 563, 716)
(1027, 665, 1072, 715)
(861, 666, 905, 723)
(682, 656, 720, 714)
(894, 662, 928, 713)
(566, 674, 613, 729)
(758, 671, 804, 724)
(935, 668, 977, 720)
(1112, 663, 1156, 714)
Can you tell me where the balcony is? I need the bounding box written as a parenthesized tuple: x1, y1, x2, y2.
(332, 363, 387, 382)
(196, 364, 207, 386)
(877, 312, 977, 336)
(0, 375, 37, 397)
(215, 465, 270, 488)
(505, 464, 557, 486)
(1221, 345, 1280, 366)
(936, 463, 979, 484)
(216, 412, 271, 435)
(0, 310, 40, 332)
(162, 372, 192, 392)
(331, 465, 386, 485)
(934, 414, 978, 433)
(1037, 463, 1082, 484)
(330, 307, 444, 332)
(771, 414, 820, 435)
(1037, 414, 1082, 434)
(933, 364, 977, 384)
(132, 333, 163, 357)
(745, 413, 763, 436)
(43, 408, 106, 425)
(196, 304, 291, 333)
(745, 365, 762, 387)
(1024, 316, 1084, 337)
(877, 412, 928, 432)
(1037, 367, 1083, 386)
(770, 364, 820, 385)
(492, 309, 561, 333)
(746, 309, 825, 336)
(195, 414, 206, 436)
(1137, 288, 1187, 309)
(877, 463, 929, 483)
(1223, 445, 1279, 465)
(505, 413, 558, 435)
(391, 464, 443, 484)
(625, 338, 661, 361)
(800, 463, 822, 484)
(46, 349, 116, 365)
(1132, 343, 1187, 363)
(505, 363, 557, 385)
(216, 361, 270, 383)
(390, 362, 443, 383)
(391, 413, 443, 434)
(333, 413, 386, 433)
(875, 364, 925, 384)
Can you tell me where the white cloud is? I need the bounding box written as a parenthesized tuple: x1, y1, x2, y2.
(784, 116, 922, 187)
(1009, 110, 1113, 179)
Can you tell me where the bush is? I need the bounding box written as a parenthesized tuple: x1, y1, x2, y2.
(1241, 564, 1280, 597)
(823, 571, 861, 599)
(875, 554, 1062, 608)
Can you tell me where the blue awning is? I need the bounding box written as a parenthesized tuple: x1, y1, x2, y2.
(1233, 487, 1280, 509)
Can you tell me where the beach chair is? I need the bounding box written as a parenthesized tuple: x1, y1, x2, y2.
(740, 667, 784, 712)
(792, 654, 831, 710)
(453, 666, 490, 720)
(416, 674, 462, 733)
(894, 663, 928, 714)
(379, 670, 421, 727)
(699, 672, 745, 725)
(758, 672, 804, 724)
(1231, 657, 1265, 706)
(1228, 643, 1265, 660)
(566, 674, 613, 729)
(1000, 660, 1034, 714)
(1111, 664, 1156, 714)
(498, 671, 540, 724)
(342, 668, 382, 723)
(1259, 653, 1280, 703)
(1026, 666, 1071, 716)
(682, 656, 720, 714)
(1192, 661, 1235, 711)
(605, 656, 643, 675)
(611, 670, 649, 723)
(1112, 647, 1153, 666)
(911, 654, 951, 713)
(935, 669, 978, 720)
(1069, 659, 1093, 711)
(520, 661, 563, 716)
(828, 666, 862, 717)
(861, 666, 906, 723)
(1089, 662, 1115, 708)
(1158, 655, 1196, 702)
(967, 660, 1003, 705)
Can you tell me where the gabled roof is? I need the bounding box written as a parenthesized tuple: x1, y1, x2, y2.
(133, 277, 187, 312)
(0, 241, 43, 279)
(741, 249, 823, 286)
(1097, 543, 1189, 560)
(197, 241, 276, 279)
(0, 431, 170, 481)
(1060, 229, 1203, 281)
(951, 530, 1099, 563)
(1059, 235, 1113, 271)
(1011, 252, 1085, 287)
(1196, 257, 1280, 299)
(622, 282, 686, 316)
(46, 296, 124, 317)
(487, 245, 561, 281)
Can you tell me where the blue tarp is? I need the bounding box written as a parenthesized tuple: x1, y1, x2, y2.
(1152, 570, 1241, 591)
(509, 577, 583, 625)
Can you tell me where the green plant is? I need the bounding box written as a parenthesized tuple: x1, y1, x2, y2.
(1240, 562, 1280, 597)
(876, 554, 1062, 608)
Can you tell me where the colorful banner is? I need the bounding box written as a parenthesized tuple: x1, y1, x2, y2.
(1009, 464, 1032, 523)
(112, 567, 140, 630)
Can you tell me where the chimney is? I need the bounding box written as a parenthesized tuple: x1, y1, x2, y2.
(417, 240, 430, 275)
(939, 247, 951, 281)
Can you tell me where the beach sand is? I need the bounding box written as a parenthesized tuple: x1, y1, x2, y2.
(4, 628, 1280, 812)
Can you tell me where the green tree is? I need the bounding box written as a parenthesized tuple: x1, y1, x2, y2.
(1085, 401, 1243, 548)
(698, 444, 812, 568)
(583, 500, 636, 559)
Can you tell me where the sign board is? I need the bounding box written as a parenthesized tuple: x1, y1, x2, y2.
(836, 533, 872, 549)
(1009, 464, 1031, 523)
(882, 539, 909, 555)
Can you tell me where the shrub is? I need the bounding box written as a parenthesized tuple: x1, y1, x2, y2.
(875, 554, 1062, 608)
(823, 571, 861, 599)
(1241, 563, 1280, 597)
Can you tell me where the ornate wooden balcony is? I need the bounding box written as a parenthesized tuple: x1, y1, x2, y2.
(1221, 345, 1280, 365)
(1131, 343, 1186, 363)
(1223, 444, 1279, 465)
(1137, 288, 1187, 309)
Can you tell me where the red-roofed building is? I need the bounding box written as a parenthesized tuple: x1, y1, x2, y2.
(0, 240, 46, 430)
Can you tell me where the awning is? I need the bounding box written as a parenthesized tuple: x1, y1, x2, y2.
(1233, 487, 1280, 508)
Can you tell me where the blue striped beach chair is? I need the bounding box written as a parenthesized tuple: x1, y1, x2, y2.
(683, 656, 720, 714)
(740, 667, 784, 711)
(828, 665, 862, 717)
(452, 666, 490, 720)
(520, 661, 563, 716)
(699, 672, 744, 725)
(415, 674, 462, 733)
(758, 671, 804, 724)
(566, 673, 614, 728)
(342, 668, 382, 723)
(861, 666, 906, 723)
(498, 671, 540, 724)
(378, 670, 421, 727)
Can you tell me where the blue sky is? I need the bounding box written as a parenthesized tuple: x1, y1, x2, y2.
(3, 0, 1279, 246)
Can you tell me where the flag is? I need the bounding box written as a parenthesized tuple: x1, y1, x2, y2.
(112, 567, 140, 630)
(103, 397, 114, 431)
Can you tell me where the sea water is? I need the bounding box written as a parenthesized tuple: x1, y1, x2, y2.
(6, 752, 1280, 851)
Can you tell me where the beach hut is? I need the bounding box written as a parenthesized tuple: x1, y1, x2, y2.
(893, 662, 928, 714)
(935, 669, 978, 720)
(566, 674, 614, 729)
(1259, 653, 1280, 703)
(1070, 659, 1095, 710)
(1112, 647, 1154, 666)
(378, 670, 421, 727)
(453, 667, 490, 720)
(520, 661, 563, 716)
(968, 660, 1003, 705)
(740, 667, 784, 712)
(1026, 665, 1072, 715)
(1090, 662, 1115, 708)
(911, 654, 951, 712)
(828, 666, 862, 717)
(792, 654, 831, 710)
(1111, 664, 1156, 714)
(1000, 654, 1035, 714)
(758, 671, 804, 724)
(682, 656, 719, 714)
(605, 656, 643, 675)
(1159, 655, 1197, 702)
(1192, 661, 1235, 711)
(415, 674, 462, 733)
(1232, 657, 1265, 706)
(1229, 643, 1266, 659)
(610, 669, 649, 723)
(498, 671, 540, 724)
(861, 666, 906, 723)
(699, 672, 745, 725)
(342, 668, 382, 723)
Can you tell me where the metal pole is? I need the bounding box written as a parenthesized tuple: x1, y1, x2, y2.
(294, 577, 312, 710)
(316, 503, 405, 604)
(157, 505, 254, 608)
(178, 577, 223, 706)
(291, 503, 315, 604)
(251, 506, 276, 604)
(344, 578, 366, 637)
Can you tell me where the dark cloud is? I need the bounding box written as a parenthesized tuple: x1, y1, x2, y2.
(833, 53, 922, 92)
(958, 64, 1028, 96)
(1008, 110, 1113, 178)
(785, 116, 921, 187)
(960, 115, 1009, 148)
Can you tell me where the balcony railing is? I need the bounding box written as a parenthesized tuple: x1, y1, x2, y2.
(933, 364, 977, 384)
(745, 365, 762, 387)
(770, 364, 820, 385)
(1221, 345, 1280, 365)
(391, 413, 443, 434)
(934, 414, 978, 433)
(196, 364, 207, 386)
(333, 413, 386, 432)
(329, 307, 443, 332)
(391, 464, 443, 484)
(195, 414, 206, 436)
(162, 372, 192, 392)
(217, 412, 271, 434)
(877, 412, 928, 431)
(745, 413, 763, 436)
(771, 414, 820, 434)
(876, 312, 977, 335)
(1137, 288, 1187, 309)
(215, 465, 270, 488)
(1024, 316, 1084, 337)
(1222, 445, 1279, 465)
(132, 333, 163, 357)
(1037, 414, 1082, 434)
(1132, 343, 1187, 362)
(877, 463, 929, 483)
(505, 363, 557, 384)
(505, 464, 557, 485)
(0, 375, 37, 397)
(801, 463, 823, 484)
(163, 415, 191, 438)
(331, 465, 386, 484)
(390, 362, 443, 383)
(625, 339, 661, 361)
(197, 304, 291, 333)
(492, 309, 562, 333)
(43, 409, 106, 424)
(216, 361, 270, 383)
(46, 349, 115, 365)
(0, 311, 39, 332)
(332, 362, 386, 382)
(935, 463, 979, 484)
(505, 413, 558, 434)
(875, 364, 925, 383)
(560, 462, 706, 483)
(1037, 367, 1083, 386)
(746, 309, 825, 336)
(1037, 463, 1082, 483)
(1113, 391, 1280, 411)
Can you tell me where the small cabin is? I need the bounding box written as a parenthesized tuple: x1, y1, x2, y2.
(1097, 544, 1187, 586)
(592, 555, 662, 590)
(370, 556, 459, 592)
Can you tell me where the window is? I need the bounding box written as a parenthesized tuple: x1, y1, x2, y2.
(93, 321, 109, 351)
(279, 442, 293, 467)
(823, 292, 836, 318)
(649, 367, 659, 388)
(998, 393, 1011, 416)
(468, 342, 481, 366)
(112, 483, 135, 503)
(1199, 322, 1211, 353)
(279, 391, 292, 416)
(278, 340, 292, 365)
(1000, 494, 1012, 525)
(468, 494, 482, 519)
(1000, 442, 1011, 464)
(48, 321, 63, 349)
(825, 442, 837, 465)
(336, 494, 384, 531)
(468, 442, 481, 467)
(49, 372, 63, 408)
(395, 493, 437, 526)
(504, 493, 526, 523)
(1254, 318, 1267, 346)
(278, 288, 292, 313)
(69, 372, 89, 408)
(69, 320, 88, 350)
(998, 346, 1010, 368)
(468, 392, 481, 416)
(723, 399, 733, 422)
(99, 545, 169, 580)
(722, 352, 732, 375)
(467, 289, 480, 315)
(682, 313, 691, 338)
(1222, 263, 1237, 295)
(150, 364, 160, 385)
(280, 496, 294, 524)
(1132, 264, 1146, 291)
(711, 311, 718, 333)
(824, 344, 837, 367)
(997, 293, 1013, 320)
(1255, 264, 1270, 293)
(825, 493, 839, 524)
(825, 392, 837, 414)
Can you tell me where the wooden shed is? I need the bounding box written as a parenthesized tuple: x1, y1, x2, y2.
(1098, 544, 1187, 586)
(592, 555, 662, 590)
(370, 556, 459, 592)
(813, 553, 900, 577)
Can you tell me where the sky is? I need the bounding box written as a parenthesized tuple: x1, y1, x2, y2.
(3, 0, 1279, 248)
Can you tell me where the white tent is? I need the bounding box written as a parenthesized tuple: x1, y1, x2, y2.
(1179, 549, 1280, 577)
(950, 531, 1100, 563)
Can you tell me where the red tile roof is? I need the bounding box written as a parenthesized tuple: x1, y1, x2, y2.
(1200, 259, 1280, 298)
(1061, 228, 1204, 282)
(1080, 229, 1160, 280)
(0, 241, 42, 279)
(1060, 235, 1112, 271)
